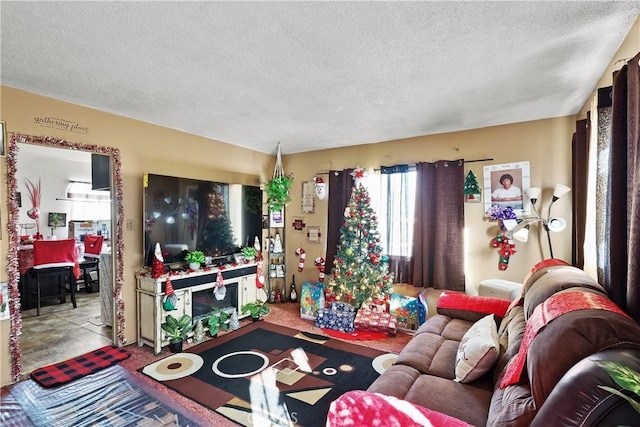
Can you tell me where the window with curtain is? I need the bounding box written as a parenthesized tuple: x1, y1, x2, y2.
(66, 182, 112, 220)
(361, 166, 417, 282)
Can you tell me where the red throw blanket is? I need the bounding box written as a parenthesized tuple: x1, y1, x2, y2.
(500, 291, 629, 388)
(327, 390, 472, 427)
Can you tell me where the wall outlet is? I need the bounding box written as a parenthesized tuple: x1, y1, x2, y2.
(126, 219, 135, 231)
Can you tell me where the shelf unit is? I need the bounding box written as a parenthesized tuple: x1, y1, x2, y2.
(266, 213, 286, 302)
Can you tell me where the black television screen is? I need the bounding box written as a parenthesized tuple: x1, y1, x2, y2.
(143, 173, 262, 267)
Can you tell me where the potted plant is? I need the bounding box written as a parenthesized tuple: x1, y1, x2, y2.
(241, 299, 270, 321)
(241, 246, 258, 262)
(185, 250, 205, 270)
(160, 313, 193, 353)
(264, 174, 294, 212)
(207, 307, 231, 337)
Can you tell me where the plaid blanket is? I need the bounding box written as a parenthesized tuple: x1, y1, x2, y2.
(30, 345, 130, 388)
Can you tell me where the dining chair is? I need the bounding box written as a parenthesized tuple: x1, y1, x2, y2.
(31, 239, 78, 316)
(80, 234, 104, 292)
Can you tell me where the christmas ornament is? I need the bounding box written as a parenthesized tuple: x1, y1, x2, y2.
(193, 319, 206, 344)
(229, 309, 240, 331)
(24, 178, 42, 237)
(151, 243, 166, 279)
(162, 277, 177, 311)
(490, 233, 517, 270)
(290, 275, 298, 302)
(273, 233, 283, 253)
(256, 261, 265, 288)
(315, 176, 327, 200)
(315, 257, 326, 282)
(295, 247, 306, 272)
(464, 170, 482, 202)
(214, 271, 226, 300)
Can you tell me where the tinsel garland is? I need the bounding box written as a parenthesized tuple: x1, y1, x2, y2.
(5, 133, 126, 381)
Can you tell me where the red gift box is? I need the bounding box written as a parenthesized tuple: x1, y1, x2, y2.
(355, 309, 397, 336)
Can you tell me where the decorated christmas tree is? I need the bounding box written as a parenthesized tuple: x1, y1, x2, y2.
(327, 168, 393, 308)
(463, 170, 481, 201)
(196, 183, 237, 256)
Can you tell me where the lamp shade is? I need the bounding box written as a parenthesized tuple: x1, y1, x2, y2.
(547, 217, 567, 232)
(527, 187, 541, 202)
(512, 225, 530, 243)
(553, 184, 571, 200)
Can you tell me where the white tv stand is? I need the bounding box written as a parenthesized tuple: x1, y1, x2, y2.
(136, 264, 258, 354)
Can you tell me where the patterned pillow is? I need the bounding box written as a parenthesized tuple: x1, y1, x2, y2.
(454, 314, 500, 383)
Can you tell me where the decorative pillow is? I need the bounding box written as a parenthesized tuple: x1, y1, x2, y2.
(454, 314, 500, 383)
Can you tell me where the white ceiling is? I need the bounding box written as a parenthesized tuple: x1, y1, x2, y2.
(1, 2, 638, 155)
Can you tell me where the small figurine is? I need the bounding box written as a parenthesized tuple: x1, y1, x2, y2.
(275, 287, 282, 303)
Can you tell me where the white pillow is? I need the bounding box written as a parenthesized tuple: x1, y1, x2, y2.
(454, 314, 500, 383)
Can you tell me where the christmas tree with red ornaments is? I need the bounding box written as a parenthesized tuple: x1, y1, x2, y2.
(327, 168, 393, 308)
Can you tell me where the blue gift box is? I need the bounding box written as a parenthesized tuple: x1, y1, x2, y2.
(389, 292, 428, 332)
(300, 281, 325, 320)
(315, 302, 356, 332)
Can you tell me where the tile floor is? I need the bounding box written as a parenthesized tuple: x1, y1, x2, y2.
(19, 291, 112, 374)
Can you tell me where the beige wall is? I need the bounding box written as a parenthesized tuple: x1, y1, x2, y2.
(0, 87, 274, 385)
(282, 116, 575, 290)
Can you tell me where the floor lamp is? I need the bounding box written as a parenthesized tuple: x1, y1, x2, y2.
(505, 184, 571, 259)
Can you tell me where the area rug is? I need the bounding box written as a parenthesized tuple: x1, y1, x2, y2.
(30, 345, 130, 388)
(5, 364, 207, 426)
(140, 321, 393, 427)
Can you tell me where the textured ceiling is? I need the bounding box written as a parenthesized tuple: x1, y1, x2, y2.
(1, 2, 638, 155)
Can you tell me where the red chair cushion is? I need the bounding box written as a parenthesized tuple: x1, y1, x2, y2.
(33, 239, 76, 267)
(84, 234, 104, 257)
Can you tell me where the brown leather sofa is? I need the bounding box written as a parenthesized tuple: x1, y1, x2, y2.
(367, 263, 640, 426)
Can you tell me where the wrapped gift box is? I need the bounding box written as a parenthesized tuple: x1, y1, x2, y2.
(355, 309, 397, 336)
(315, 301, 356, 332)
(300, 281, 325, 320)
(389, 292, 428, 332)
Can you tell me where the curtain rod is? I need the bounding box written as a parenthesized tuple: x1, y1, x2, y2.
(314, 157, 494, 175)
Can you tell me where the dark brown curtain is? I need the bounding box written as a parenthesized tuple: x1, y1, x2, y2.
(410, 160, 465, 290)
(572, 117, 589, 269)
(326, 169, 354, 274)
(607, 51, 640, 322)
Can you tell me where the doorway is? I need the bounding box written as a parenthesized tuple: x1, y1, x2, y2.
(5, 133, 125, 381)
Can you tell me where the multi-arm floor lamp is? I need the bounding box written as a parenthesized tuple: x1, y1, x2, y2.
(504, 184, 571, 259)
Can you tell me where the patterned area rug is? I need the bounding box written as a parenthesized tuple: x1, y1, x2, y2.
(140, 321, 394, 427)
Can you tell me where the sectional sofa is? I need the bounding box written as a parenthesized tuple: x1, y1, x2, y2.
(336, 261, 640, 426)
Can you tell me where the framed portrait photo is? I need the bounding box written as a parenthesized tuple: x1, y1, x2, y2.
(483, 161, 531, 217)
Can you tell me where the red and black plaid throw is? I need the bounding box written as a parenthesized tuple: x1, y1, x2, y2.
(30, 345, 130, 388)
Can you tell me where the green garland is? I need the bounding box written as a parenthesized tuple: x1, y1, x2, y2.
(265, 175, 294, 211)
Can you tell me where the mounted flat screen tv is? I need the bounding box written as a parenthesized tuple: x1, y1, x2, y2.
(143, 173, 262, 267)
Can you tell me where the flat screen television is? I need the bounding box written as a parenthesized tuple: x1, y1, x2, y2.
(143, 173, 262, 267)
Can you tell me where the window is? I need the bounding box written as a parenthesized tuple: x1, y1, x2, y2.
(362, 168, 417, 257)
(66, 182, 111, 221)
